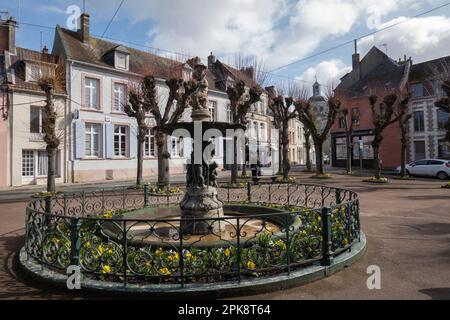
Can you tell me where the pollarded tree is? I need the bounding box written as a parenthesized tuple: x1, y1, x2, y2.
(133, 69, 195, 188)
(226, 80, 262, 184)
(303, 128, 312, 172)
(397, 94, 412, 178)
(368, 92, 407, 180)
(295, 93, 341, 176)
(339, 106, 358, 174)
(37, 62, 65, 192)
(267, 92, 297, 181)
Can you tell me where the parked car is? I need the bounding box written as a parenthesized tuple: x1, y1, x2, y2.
(396, 159, 450, 180)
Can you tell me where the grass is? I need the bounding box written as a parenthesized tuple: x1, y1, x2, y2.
(310, 173, 332, 179)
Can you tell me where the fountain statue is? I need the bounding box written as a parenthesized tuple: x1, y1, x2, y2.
(165, 63, 233, 235)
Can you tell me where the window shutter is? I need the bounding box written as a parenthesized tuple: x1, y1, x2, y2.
(129, 124, 138, 159)
(74, 120, 85, 159)
(105, 123, 114, 159)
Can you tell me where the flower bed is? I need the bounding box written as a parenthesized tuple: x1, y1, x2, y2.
(24, 183, 360, 287)
(362, 177, 389, 184)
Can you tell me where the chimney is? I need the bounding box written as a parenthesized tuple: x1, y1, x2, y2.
(0, 17, 16, 53)
(207, 52, 216, 70)
(78, 13, 90, 43)
(352, 39, 360, 81)
(42, 45, 49, 55)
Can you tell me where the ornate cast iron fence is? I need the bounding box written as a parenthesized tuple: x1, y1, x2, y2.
(24, 182, 360, 287)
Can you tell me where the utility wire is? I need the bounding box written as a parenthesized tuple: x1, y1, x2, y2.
(100, 0, 125, 39)
(269, 1, 450, 73)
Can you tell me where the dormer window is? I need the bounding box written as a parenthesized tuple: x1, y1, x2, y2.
(110, 46, 130, 71)
(26, 63, 42, 82)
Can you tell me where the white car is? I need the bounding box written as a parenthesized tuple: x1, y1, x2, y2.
(397, 159, 450, 180)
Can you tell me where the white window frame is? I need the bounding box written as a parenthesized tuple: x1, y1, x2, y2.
(85, 123, 101, 158)
(30, 106, 45, 134)
(209, 100, 217, 122)
(113, 83, 127, 112)
(144, 128, 156, 157)
(114, 125, 128, 157)
(22, 150, 60, 179)
(84, 77, 100, 110)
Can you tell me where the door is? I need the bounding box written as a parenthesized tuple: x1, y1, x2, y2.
(425, 160, 444, 177)
(410, 160, 428, 175)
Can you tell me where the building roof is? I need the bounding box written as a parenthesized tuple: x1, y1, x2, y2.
(409, 55, 450, 83)
(8, 47, 66, 94)
(56, 26, 184, 80)
(336, 46, 410, 97)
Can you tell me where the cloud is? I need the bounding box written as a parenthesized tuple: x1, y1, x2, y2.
(359, 15, 450, 63)
(295, 59, 351, 90)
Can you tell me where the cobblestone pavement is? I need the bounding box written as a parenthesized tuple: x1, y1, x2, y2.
(1, 173, 449, 299)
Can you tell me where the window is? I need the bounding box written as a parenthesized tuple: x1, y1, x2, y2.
(437, 108, 448, 131)
(336, 138, 346, 160)
(30, 106, 47, 133)
(37, 151, 48, 176)
(26, 64, 41, 82)
(113, 83, 127, 112)
(84, 77, 100, 110)
(353, 136, 374, 159)
(352, 107, 360, 128)
(226, 104, 232, 123)
(414, 141, 426, 160)
(115, 52, 127, 69)
(338, 115, 345, 129)
(171, 136, 184, 158)
(144, 128, 156, 157)
(114, 125, 128, 157)
(22, 150, 34, 177)
(410, 83, 424, 97)
(85, 123, 101, 157)
(260, 123, 266, 141)
(253, 122, 258, 139)
(413, 111, 425, 132)
(22, 150, 60, 178)
(209, 101, 217, 122)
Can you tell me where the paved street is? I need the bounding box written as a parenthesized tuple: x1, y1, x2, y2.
(0, 172, 449, 299)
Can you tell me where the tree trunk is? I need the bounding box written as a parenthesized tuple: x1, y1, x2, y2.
(136, 137, 144, 186)
(46, 147, 56, 192)
(304, 132, 312, 172)
(373, 143, 381, 180)
(346, 135, 352, 174)
(281, 128, 290, 181)
(156, 131, 170, 188)
(400, 127, 407, 177)
(277, 134, 283, 175)
(313, 138, 324, 175)
(231, 137, 238, 183)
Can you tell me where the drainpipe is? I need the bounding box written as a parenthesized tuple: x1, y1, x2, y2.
(68, 60, 74, 183)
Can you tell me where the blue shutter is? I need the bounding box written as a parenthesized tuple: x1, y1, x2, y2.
(105, 123, 115, 159)
(129, 124, 137, 159)
(74, 120, 85, 159)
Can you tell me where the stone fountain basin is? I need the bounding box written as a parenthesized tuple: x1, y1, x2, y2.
(101, 205, 302, 248)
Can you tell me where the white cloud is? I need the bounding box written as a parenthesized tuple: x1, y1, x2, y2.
(296, 59, 351, 90)
(359, 15, 450, 63)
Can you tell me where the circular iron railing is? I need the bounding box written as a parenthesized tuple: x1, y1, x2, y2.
(24, 182, 360, 287)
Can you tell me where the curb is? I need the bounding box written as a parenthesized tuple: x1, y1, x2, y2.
(19, 233, 366, 299)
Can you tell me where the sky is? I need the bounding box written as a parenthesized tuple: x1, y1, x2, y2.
(2, 0, 450, 91)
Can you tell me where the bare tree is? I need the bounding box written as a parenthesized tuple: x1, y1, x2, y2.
(295, 89, 341, 176)
(132, 56, 196, 188)
(368, 92, 408, 180)
(435, 79, 450, 143)
(267, 86, 297, 181)
(125, 83, 149, 187)
(226, 80, 262, 184)
(398, 94, 412, 178)
(339, 106, 358, 174)
(303, 129, 312, 172)
(37, 63, 65, 192)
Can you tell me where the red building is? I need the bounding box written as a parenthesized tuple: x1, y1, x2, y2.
(331, 46, 411, 169)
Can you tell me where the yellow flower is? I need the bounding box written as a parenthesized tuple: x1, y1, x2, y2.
(145, 261, 151, 268)
(185, 251, 192, 259)
(159, 267, 171, 275)
(155, 248, 163, 256)
(247, 261, 256, 270)
(85, 241, 91, 248)
(101, 265, 111, 274)
(275, 240, 287, 251)
(98, 245, 104, 254)
(224, 248, 231, 257)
